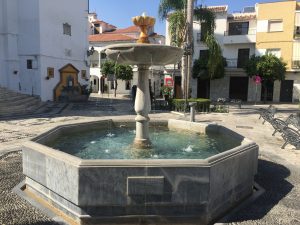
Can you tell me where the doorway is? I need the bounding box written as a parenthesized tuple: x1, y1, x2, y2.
(261, 80, 274, 101)
(174, 76, 182, 99)
(197, 79, 210, 99)
(229, 77, 249, 101)
(280, 80, 293, 102)
(237, 48, 250, 68)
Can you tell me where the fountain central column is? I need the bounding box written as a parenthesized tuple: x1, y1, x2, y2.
(134, 65, 151, 148)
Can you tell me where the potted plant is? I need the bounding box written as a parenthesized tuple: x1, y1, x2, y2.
(161, 85, 173, 101)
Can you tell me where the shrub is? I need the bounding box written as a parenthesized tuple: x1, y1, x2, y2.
(171, 98, 210, 112)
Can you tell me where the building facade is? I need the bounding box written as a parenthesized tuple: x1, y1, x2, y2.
(166, 1, 300, 103)
(256, 0, 300, 102)
(0, 0, 89, 101)
(88, 13, 165, 97)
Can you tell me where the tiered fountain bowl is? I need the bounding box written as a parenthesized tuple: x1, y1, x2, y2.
(20, 14, 259, 225)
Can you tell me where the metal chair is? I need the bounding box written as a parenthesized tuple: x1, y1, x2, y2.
(281, 127, 300, 149)
(270, 118, 288, 136)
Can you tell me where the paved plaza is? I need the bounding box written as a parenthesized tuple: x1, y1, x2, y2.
(0, 96, 300, 225)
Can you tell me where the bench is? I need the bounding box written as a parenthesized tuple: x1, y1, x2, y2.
(259, 105, 277, 124)
(286, 114, 300, 130)
(270, 118, 288, 136)
(281, 127, 300, 149)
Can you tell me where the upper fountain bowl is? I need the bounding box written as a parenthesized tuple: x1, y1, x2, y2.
(104, 43, 184, 66)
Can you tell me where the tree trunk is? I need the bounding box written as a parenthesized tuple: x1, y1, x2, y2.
(186, 0, 194, 99)
(181, 55, 187, 99)
(114, 80, 118, 98)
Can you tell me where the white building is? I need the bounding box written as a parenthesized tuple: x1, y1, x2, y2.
(0, 0, 89, 101)
(88, 13, 165, 97)
(166, 5, 259, 102)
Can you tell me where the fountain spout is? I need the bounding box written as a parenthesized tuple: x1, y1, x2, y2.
(132, 13, 155, 44)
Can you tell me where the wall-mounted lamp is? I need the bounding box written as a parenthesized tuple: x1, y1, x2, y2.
(87, 46, 95, 57)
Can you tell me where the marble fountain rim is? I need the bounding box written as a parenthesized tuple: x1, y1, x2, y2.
(23, 119, 258, 167)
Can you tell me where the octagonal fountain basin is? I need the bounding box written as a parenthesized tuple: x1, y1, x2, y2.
(104, 43, 183, 66)
(22, 119, 258, 225)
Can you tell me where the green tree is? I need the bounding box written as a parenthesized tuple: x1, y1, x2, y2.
(192, 35, 225, 80)
(168, 11, 186, 47)
(158, 0, 217, 100)
(101, 60, 133, 97)
(244, 54, 287, 102)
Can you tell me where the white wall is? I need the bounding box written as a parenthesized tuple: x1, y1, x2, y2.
(2, 0, 20, 91)
(38, 0, 89, 101)
(17, 0, 40, 96)
(193, 12, 227, 60)
(0, 0, 5, 87)
(223, 43, 256, 59)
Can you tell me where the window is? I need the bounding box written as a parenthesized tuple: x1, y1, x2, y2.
(268, 20, 283, 32)
(101, 53, 107, 59)
(63, 23, 71, 36)
(125, 81, 131, 90)
(228, 22, 249, 35)
(295, 26, 300, 36)
(266, 48, 281, 58)
(237, 48, 250, 68)
(200, 23, 208, 42)
(27, 60, 33, 69)
(199, 50, 209, 60)
(196, 33, 201, 43)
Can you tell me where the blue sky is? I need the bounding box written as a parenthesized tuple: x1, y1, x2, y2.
(89, 0, 283, 35)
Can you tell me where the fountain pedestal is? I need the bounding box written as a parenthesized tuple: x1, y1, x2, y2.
(134, 65, 151, 148)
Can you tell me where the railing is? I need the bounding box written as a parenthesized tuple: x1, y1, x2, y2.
(294, 29, 300, 39)
(226, 59, 238, 68)
(224, 28, 256, 36)
(292, 60, 300, 69)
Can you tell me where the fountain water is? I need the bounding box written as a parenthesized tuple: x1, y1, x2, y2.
(105, 14, 183, 148)
(19, 14, 259, 225)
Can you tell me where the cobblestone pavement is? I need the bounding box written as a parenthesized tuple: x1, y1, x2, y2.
(0, 97, 300, 224)
(0, 152, 58, 225)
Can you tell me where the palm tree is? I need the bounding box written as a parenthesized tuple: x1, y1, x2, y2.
(158, 0, 217, 100)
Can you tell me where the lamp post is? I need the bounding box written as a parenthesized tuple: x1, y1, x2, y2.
(87, 46, 95, 57)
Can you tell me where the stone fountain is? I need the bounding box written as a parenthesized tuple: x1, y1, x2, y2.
(18, 13, 259, 225)
(105, 13, 183, 148)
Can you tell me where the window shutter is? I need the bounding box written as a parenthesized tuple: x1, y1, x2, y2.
(296, 13, 300, 26)
(269, 20, 283, 32)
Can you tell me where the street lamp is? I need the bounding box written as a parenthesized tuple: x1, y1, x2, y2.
(87, 46, 95, 57)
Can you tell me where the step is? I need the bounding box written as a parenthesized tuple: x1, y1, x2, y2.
(0, 96, 39, 105)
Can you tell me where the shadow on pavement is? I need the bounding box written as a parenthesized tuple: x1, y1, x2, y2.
(224, 159, 293, 223)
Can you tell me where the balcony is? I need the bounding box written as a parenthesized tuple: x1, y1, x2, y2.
(226, 59, 238, 68)
(223, 28, 256, 45)
(294, 27, 300, 39)
(292, 60, 300, 69)
(225, 58, 248, 71)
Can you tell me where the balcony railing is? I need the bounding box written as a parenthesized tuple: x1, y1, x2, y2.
(292, 60, 300, 69)
(225, 58, 249, 69)
(226, 59, 238, 68)
(224, 28, 256, 36)
(294, 28, 300, 39)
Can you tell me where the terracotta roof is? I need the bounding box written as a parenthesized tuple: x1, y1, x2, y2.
(89, 33, 137, 42)
(207, 5, 228, 13)
(92, 20, 116, 28)
(110, 25, 140, 34)
(228, 12, 256, 21)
